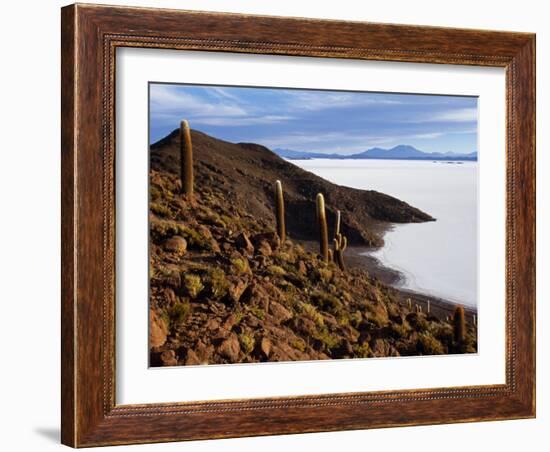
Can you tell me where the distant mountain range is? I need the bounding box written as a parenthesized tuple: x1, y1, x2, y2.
(273, 145, 477, 161)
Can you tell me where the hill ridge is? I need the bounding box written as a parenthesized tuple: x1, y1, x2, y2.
(150, 128, 435, 248)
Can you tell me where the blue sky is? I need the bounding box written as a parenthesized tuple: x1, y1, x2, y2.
(149, 83, 478, 155)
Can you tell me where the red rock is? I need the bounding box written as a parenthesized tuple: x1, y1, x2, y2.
(164, 236, 187, 255)
(218, 334, 241, 361)
(257, 240, 272, 257)
(260, 337, 272, 358)
(251, 232, 280, 250)
(371, 339, 399, 357)
(222, 313, 238, 330)
(195, 341, 214, 363)
(294, 316, 317, 336)
(160, 349, 178, 366)
(228, 279, 248, 303)
(205, 318, 220, 331)
(235, 232, 254, 256)
(185, 349, 201, 365)
(213, 327, 231, 342)
(149, 309, 168, 348)
(162, 287, 177, 305)
(269, 302, 293, 324)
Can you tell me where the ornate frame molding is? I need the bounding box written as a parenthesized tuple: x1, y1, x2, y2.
(62, 4, 535, 447)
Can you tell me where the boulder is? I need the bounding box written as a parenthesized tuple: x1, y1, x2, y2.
(162, 287, 177, 305)
(164, 236, 187, 255)
(205, 318, 220, 331)
(235, 232, 254, 256)
(195, 341, 214, 363)
(222, 313, 238, 330)
(293, 316, 317, 336)
(218, 334, 241, 361)
(160, 349, 178, 366)
(371, 339, 399, 358)
(251, 232, 280, 250)
(259, 337, 272, 358)
(184, 349, 201, 365)
(257, 240, 272, 257)
(227, 279, 248, 303)
(149, 309, 168, 348)
(269, 302, 293, 324)
(297, 260, 307, 276)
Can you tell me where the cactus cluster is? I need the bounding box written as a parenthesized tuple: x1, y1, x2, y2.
(179, 119, 194, 196)
(333, 232, 348, 271)
(332, 210, 348, 271)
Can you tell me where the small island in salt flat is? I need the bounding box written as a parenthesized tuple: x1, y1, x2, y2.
(148, 124, 477, 367)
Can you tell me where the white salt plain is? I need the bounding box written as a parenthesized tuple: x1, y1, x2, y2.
(291, 159, 478, 308)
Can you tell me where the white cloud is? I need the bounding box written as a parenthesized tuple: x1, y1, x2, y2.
(193, 115, 295, 126)
(409, 132, 445, 139)
(283, 91, 403, 112)
(150, 85, 296, 127)
(408, 107, 478, 123)
(150, 84, 248, 119)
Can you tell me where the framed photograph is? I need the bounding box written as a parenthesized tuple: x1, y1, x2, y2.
(61, 3, 535, 447)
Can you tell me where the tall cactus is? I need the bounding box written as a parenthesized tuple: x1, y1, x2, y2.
(316, 193, 329, 262)
(275, 180, 286, 243)
(333, 233, 347, 271)
(335, 210, 341, 237)
(179, 120, 194, 196)
(453, 305, 466, 342)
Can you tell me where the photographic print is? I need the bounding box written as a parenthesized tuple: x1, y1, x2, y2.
(148, 83, 478, 367)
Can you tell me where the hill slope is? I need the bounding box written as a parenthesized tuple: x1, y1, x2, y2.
(151, 129, 434, 247)
(148, 129, 476, 366)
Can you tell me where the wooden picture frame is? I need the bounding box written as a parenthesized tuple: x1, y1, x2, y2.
(61, 3, 535, 447)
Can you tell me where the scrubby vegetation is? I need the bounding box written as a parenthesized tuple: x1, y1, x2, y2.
(149, 163, 477, 367)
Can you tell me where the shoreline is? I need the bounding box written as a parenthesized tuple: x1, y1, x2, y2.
(301, 240, 477, 323)
(348, 245, 478, 321)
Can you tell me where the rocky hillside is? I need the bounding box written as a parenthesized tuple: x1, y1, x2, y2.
(148, 130, 476, 367)
(150, 129, 434, 247)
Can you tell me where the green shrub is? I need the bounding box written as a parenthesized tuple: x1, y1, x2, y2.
(206, 268, 229, 299)
(149, 218, 181, 242)
(353, 342, 370, 358)
(417, 332, 445, 355)
(267, 265, 286, 276)
(238, 333, 255, 354)
(291, 339, 306, 352)
(311, 291, 342, 315)
(312, 327, 341, 350)
(231, 257, 250, 275)
(150, 202, 171, 217)
(247, 306, 265, 320)
(183, 274, 204, 298)
(166, 300, 190, 328)
(180, 226, 213, 250)
(301, 303, 325, 328)
(150, 185, 162, 201)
